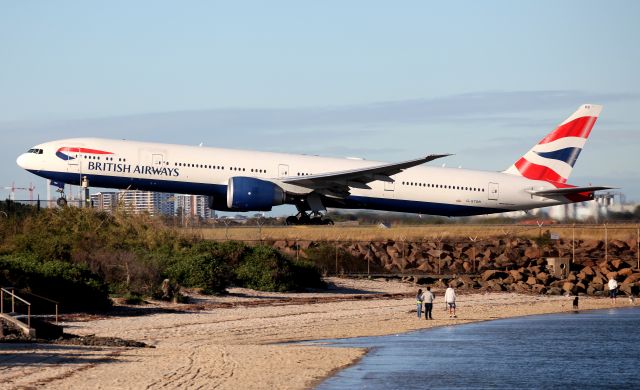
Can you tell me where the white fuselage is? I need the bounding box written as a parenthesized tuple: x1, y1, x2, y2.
(17, 137, 576, 216)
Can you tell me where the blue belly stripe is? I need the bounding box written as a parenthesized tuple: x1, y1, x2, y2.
(28, 170, 508, 216)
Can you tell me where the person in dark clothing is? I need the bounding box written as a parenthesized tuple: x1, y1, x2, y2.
(422, 286, 435, 320)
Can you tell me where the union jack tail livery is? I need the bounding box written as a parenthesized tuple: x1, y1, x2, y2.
(503, 104, 602, 183)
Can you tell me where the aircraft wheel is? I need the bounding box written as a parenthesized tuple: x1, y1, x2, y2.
(56, 197, 68, 207)
(285, 216, 298, 226)
(323, 218, 334, 225)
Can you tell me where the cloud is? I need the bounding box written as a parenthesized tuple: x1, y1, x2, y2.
(1, 90, 637, 142)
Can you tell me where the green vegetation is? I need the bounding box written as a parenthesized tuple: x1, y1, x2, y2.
(0, 204, 323, 312)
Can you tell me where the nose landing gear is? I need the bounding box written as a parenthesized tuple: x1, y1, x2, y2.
(55, 186, 67, 207)
(285, 212, 334, 226)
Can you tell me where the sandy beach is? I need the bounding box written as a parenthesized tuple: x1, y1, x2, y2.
(0, 277, 632, 389)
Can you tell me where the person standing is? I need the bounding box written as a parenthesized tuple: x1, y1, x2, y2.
(444, 286, 457, 318)
(416, 289, 424, 319)
(422, 287, 435, 320)
(608, 277, 618, 303)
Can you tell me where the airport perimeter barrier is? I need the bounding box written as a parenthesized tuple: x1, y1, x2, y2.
(194, 224, 640, 276)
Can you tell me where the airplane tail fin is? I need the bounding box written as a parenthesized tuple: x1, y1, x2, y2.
(503, 104, 602, 183)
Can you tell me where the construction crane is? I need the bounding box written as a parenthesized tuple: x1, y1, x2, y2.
(2, 182, 36, 201)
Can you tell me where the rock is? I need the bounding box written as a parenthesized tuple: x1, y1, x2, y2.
(524, 247, 538, 259)
(611, 259, 626, 270)
(532, 284, 547, 294)
(562, 282, 576, 293)
(618, 268, 633, 277)
(623, 273, 640, 285)
(547, 287, 563, 295)
(526, 276, 537, 286)
(508, 270, 524, 282)
(610, 240, 630, 251)
(536, 272, 550, 285)
(581, 266, 595, 276)
(481, 270, 508, 281)
(606, 271, 618, 281)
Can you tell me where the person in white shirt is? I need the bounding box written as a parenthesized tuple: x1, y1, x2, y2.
(421, 287, 435, 320)
(444, 286, 457, 318)
(608, 277, 618, 303)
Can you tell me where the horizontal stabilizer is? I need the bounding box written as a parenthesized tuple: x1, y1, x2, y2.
(527, 186, 615, 196)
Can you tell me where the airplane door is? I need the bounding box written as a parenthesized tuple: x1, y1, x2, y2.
(152, 154, 164, 166)
(488, 182, 499, 201)
(278, 164, 289, 178)
(383, 180, 395, 198)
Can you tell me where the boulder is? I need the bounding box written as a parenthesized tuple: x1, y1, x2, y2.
(509, 270, 524, 282)
(547, 287, 563, 296)
(536, 272, 550, 285)
(532, 284, 547, 294)
(610, 240, 630, 251)
(526, 276, 537, 286)
(524, 247, 538, 259)
(481, 270, 508, 281)
(562, 282, 576, 293)
(623, 273, 640, 285)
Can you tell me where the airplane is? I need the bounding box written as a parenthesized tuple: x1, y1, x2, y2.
(16, 104, 614, 225)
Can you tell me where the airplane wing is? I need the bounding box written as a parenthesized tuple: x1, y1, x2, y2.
(527, 186, 616, 196)
(278, 154, 451, 198)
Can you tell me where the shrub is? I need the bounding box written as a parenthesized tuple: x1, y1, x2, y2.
(165, 241, 234, 294)
(235, 245, 323, 292)
(0, 255, 111, 312)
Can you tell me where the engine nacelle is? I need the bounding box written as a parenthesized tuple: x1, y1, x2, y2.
(227, 177, 285, 211)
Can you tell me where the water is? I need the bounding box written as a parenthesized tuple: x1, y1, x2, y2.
(314, 308, 640, 389)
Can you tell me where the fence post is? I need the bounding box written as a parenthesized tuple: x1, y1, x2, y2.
(335, 237, 340, 275)
(604, 224, 608, 263)
(537, 221, 544, 261)
(469, 236, 477, 273)
(572, 224, 575, 264)
(367, 242, 371, 276)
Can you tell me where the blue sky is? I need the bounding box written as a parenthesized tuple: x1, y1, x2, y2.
(1, 1, 639, 207)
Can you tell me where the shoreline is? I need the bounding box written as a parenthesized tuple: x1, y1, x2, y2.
(0, 277, 634, 389)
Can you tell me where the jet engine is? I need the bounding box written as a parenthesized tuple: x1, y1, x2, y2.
(226, 177, 285, 211)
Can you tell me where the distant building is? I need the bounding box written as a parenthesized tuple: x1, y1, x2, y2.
(175, 194, 215, 220)
(117, 190, 174, 216)
(90, 192, 118, 213)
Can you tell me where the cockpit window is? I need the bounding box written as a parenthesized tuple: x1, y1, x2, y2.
(27, 148, 43, 154)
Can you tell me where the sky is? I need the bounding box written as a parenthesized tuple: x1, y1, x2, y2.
(1, 1, 639, 211)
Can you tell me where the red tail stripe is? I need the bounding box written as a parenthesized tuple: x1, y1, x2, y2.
(514, 158, 566, 183)
(538, 116, 598, 144)
(59, 147, 113, 155)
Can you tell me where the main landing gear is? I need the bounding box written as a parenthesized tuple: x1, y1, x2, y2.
(285, 212, 334, 226)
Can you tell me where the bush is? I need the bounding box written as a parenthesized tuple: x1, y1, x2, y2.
(0, 255, 111, 312)
(164, 241, 234, 294)
(235, 245, 323, 292)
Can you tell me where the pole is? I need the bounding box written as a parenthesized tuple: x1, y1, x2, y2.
(335, 239, 339, 275)
(572, 224, 575, 264)
(604, 224, 608, 263)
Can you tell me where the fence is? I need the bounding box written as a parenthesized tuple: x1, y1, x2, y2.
(195, 224, 640, 276)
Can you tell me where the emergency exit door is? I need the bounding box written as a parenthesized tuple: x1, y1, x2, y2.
(488, 182, 499, 201)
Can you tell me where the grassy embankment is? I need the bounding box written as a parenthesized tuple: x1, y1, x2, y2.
(191, 224, 640, 242)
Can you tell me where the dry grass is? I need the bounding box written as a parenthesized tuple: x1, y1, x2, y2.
(187, 223, 640, 243)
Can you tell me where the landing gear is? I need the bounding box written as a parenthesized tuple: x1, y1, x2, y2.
(285, 212, 334, 226)
(55, 186, 67, 207)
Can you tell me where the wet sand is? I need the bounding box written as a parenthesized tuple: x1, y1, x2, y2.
(0, 278, 631, 389)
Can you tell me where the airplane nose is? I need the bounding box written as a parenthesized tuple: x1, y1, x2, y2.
(16, 153, 28, 169)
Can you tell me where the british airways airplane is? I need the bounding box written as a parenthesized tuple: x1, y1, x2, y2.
(16, 104, 612, 225)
